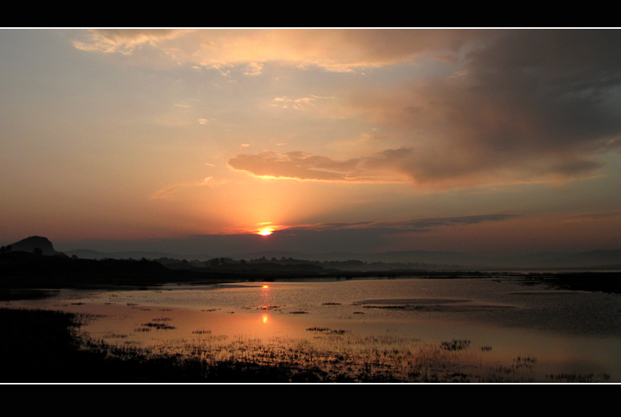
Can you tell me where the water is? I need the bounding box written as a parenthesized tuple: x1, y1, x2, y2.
(5, 276, 621, 382)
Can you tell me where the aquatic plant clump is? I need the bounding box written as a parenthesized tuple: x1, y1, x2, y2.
(82, 327, 547, 382)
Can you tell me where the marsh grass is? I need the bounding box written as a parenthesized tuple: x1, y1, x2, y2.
(546, 373, 611, 382)
(441, 339, 471, 351)
(87, 326, 543, 382)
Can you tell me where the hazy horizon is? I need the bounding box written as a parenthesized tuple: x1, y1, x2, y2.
(2, 28, 621, 259)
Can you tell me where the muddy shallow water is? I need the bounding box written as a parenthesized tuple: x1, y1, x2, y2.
(4, 276, 621, 382)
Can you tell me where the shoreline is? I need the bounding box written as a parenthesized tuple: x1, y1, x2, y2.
(3, 270, 621, 301)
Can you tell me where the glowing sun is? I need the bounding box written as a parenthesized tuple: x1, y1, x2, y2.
(258, 227, 273, 236)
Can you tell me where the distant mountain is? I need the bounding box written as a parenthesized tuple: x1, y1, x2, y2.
(225, 248, 621, 270)
(226, 250, 307, 261)
(7, 236, 63, 256)
(361, 250, 481, 265)
(572, 249, 621, 265)
(493, 249, 621, 269)
(227, 249, 482, 265)
(64, 249, 213, 261)
(12, 236, 618, 270)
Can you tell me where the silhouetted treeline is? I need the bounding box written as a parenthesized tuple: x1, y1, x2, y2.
(158, 255, 448, 272)
(0, 251, 205, 288)
(3, 250, 621, 294)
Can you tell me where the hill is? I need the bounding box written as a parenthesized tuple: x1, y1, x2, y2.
(5, 236, 63, 256)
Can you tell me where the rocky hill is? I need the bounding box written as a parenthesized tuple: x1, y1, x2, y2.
(5, 236, 63, 256)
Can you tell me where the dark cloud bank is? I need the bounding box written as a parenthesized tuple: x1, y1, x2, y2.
(61, 213, 516, 258)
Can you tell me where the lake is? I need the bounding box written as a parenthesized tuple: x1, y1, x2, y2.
(4, 275, 621, 382)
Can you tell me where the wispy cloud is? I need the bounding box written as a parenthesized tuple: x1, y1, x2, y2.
(72, 29, 189, 55)
(563, 211, 621, 222)
(273, 95, 334, 110)
(282, 213, 516, 234)
(70, 28, 490, 72)
(227, 149, 411, 183)
(150, 177, 215, 200)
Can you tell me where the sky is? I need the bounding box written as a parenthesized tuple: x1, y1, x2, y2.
(1, 28, 621, 257)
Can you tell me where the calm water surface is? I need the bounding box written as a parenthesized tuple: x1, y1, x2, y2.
(6, 276, 621, 382)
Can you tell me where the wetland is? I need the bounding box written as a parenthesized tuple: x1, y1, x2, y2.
(3, 269, 621, 383)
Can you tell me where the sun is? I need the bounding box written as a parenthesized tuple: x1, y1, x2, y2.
(258, 227, 273, 236)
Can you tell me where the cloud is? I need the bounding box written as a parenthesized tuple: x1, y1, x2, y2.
(284, 213, 516, 234)
(227, 149, 411, 183)
(151, 177, 214, 200)
(76, 29, 621, 189)
(273, 95, 333, 110)
(226, 143, 601, 189)
(339, 30, 621, 187)
(214, 30, 621, 189)
(252, 213, 518, 253)
(564, 211, 621, 222)
(72, 29, 189, 55)
(71, 28, 490, 72)
(376, 213, 516, 232)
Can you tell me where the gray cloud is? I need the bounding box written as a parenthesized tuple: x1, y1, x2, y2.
(60, 212, 517, 256)
(227, 30, 621, 188)
(375, 213, 516, 232)
(285, 213, 516, 234)
(249, 213, 517, 253)
(345, 30, 621, 187)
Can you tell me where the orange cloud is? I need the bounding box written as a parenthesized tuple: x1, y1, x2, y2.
(150, 177, 214, 200)
(227, 150, 410, 183)
(72, 29, 189, 55)
(71, 28, 492, 72)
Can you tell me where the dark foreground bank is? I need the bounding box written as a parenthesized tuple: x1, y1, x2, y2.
(0, 308, 348, 383)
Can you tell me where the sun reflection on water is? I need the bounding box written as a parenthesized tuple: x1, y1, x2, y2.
(260, 283, 272, 304)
